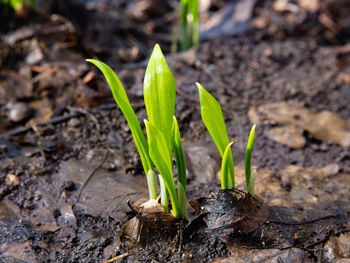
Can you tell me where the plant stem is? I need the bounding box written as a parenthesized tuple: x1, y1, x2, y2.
(159, 174, 169, 214)
(147, 170, 159, 200)
(178, 182, 187, 218)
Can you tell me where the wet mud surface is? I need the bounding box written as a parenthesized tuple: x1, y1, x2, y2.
(1, 0, 350, 262)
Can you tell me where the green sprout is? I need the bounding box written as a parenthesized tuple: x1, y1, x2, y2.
(180, 0, 199, 51)
(1, 0, 34, 10)
(245, 124, 256, 196)
(197, 83, 257, 196)
(87, 44, 187, 218)
(197, 82, 234, 189)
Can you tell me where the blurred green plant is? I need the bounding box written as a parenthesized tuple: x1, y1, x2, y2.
(87, 45, 187, 218)
(197, 83, 257, 196)
(1, 0, 34, 10)
(180, 0, 199, 51)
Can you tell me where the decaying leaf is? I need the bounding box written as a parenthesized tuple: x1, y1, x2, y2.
(324, 232, 350, 260)
(198, 188, 268, 236)
(249, 102, 350, 147)
(214, 245, 310, 263)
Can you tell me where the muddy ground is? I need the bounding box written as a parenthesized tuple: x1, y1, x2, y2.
(0, 0, 350, 262)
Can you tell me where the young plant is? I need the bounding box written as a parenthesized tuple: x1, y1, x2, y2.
(245, 124, 256, 196)
(180, 0, 199, 51)
(1, 0, 34, 10)
(87, 44, 187, 218)
(197, 82, 234, 189)
(197, 82, 257, 195)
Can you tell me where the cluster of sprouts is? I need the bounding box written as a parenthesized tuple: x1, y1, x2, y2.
(87, 44, 256, 218)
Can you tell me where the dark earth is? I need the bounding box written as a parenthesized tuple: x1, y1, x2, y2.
(0, 0, 350, 262)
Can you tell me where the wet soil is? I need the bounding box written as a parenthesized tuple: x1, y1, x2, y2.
(1, 0, 350, 262)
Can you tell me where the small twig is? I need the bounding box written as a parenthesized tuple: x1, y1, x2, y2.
(0, 102, 143, 139)
(269, 211, 350, 226)
(74, 151, 109, 205)
(0, 113, 81, 139)
(103, 253, 129, 263)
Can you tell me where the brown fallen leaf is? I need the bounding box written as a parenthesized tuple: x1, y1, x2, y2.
(214, 244, 310, 263)
(324, 232, 350, 260)
(0, 241, 36, 263)
(198, 188, 268, 236)
(266, 125, 305, 149)
(249, 102, 350, 147)
(55, 158, 148, 221)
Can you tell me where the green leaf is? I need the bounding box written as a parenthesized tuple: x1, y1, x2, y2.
(197, 83, 229, 155)
(171, 116, 186, 190)
(197, 82, 234, 187)
(144, 44, 176, 151)
(145, 120, 181, 217)
(245, 124, 256, 194)
(221, 142, 234, 189)
(86, 59, 157, 199)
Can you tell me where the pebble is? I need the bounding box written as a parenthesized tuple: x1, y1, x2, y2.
(7, 102, 32, 122)
(5, 174, 20, 186)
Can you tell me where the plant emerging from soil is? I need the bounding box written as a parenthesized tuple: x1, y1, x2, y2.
(1, 0, 34, 10)
(180, 0, 199, 50)
(87, 45, 187, 218)
(87, 44, 257, 219)
(197, 83, 256, 195)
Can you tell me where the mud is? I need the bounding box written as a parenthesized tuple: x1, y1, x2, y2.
(1, 0, 350, 262)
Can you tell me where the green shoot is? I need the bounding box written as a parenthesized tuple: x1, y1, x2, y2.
(172, 116, 186, 217)
(221, 142, 234, 189)
(180, 0, 199, 50)
(247, 169, 256, 196)
(86, 59, 158, 200)
(144, 44, 176, 152)
(1, 0, 34, 10)
(87, 44, 187, 218)
(172, 116, 186, 190)
(145, 121, 183, 218)
(245, 124, 256, 196)
(197, 82, 235, 189)
(158, 174, 169, 214)
(143, 44, 176, 213)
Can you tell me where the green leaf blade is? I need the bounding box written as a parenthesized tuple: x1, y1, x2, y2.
(245, 124, 256, 194)
(197, 82, 230, 156)
(221, 142, 234, 189)
(197, 82, 235, 188)
(144, 44, 176, 150)
(172, 116, 186, 190)
(86, 59, 156, 199)
(145, 120, 181, 217)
